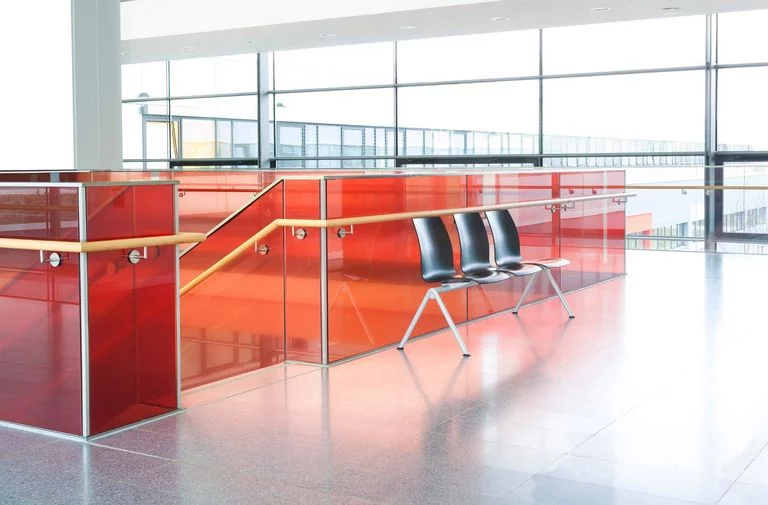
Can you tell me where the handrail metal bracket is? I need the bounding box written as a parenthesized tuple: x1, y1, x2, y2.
(40, 251, 68, 268)
(125, 247, 148, 264)
(612, 196, 629, 205)
(257, 244, 270, 255)
(545, 204, 559, 214)
(337, 225, 354, 239)
(292, 227, 307, 240)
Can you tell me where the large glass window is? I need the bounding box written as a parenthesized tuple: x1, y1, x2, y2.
(718, 68, 768, 151)
(122, 101, 170, 160)
(397, 81, 539, 155)
(273, 43, 393, 90)
(169, 54, 259, 96)
(543, 71, 704, 150)
(274, 89, 394, 164)
(397, 31, 539, 83)
(718, 10, 768, 64)
(171, 96, 258, 159)
(122, 62, 167, 99)
(544, 16, 705, 74)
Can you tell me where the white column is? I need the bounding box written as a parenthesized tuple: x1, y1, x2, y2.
(0, 0, 122, 171)
(71, 0, 123, 169)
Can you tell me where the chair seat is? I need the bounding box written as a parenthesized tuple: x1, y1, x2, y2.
(494, 264, 541, 277)
(462, 270, 509, 285)
(525, 257, 570, 269)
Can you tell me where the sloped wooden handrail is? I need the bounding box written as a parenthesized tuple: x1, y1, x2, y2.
(179, 192, 635, 296)
(0, 232, 206, 254)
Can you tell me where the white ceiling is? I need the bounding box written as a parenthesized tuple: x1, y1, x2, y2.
(121, 0, 768, 63)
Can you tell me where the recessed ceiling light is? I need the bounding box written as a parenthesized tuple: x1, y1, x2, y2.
(319, 32, 337, 38)
(490, 16, 509, 21)
(591, 6, 611, 12)
(246, 40, 256, 45)
(181, 46, 196, 51)
(660, 6, 679, 13)
(399, 25, 417, 30)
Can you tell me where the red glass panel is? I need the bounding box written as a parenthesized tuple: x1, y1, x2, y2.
(0, 186, 81, 434)
(86, 184, 178, 435)
(465, 172, 557, 319)
(560, 170, 627, 293)
(0, 249, 81, 435)
(86, 184, 174, 241)
(180, 182, 285, 389)
(325, 176, 468, 362)
(0, 187, 79, 240)
(284, 179, 323, 363)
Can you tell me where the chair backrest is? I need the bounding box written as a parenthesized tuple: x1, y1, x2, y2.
(453, 212, 494, 274)
(485, 210, 523, 267)
(412, 217, 457, 283)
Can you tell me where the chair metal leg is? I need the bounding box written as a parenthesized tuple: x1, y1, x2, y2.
(398, 289, 432, 350)
(398, 287, 471, 357)
(513, 271, 538, 314)
(432, 290, 470, 357)
(542, 267, 575, 318)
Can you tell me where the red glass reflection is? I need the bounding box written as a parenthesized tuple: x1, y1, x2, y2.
(284, 179, 323, 363)
(180, 182, 285, 389)
(0, 186, 82, 435)
(86, 184, 178, 435)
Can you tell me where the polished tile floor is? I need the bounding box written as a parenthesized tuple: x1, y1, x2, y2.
(2, 250, 768, 504)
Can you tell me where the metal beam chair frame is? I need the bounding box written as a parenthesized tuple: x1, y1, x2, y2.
(485, 210, 575, 319)
(398, 280, 473, 356)
(398, 216, 494, 357)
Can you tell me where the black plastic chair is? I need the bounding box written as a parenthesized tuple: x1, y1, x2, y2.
(485, 209, 575, 318)
(397, 216, 479, 356)
(453, 211, 541, 294)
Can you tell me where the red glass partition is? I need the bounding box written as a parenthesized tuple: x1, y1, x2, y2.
(86, 183, 179, 435)
(0, 186, 82, 434)
(179, 182, 285, 389)
(284, 179, 323, 363)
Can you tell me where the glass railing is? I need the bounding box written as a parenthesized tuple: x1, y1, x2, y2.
(178, 169, 627, 385)
(0, 179, 189, 437)
(625, 163, 768, 252)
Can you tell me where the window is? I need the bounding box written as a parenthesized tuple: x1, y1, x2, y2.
(273, 43, 393, 90)
(170, 96, 258, 159)
(170, 54, 258, 96)
(397, 81, 539, 154)
(544, 71, 704, 152)
(180, 119, 215, 158)
(397, 31, 539, 83)
(544, 16, 704, 74)
(718, 68, 768, 151)
(718, 10, 768, 65)
(122, 62, 167, 99)
(274, 89, 395, 160)
(122, 101, 170, 160)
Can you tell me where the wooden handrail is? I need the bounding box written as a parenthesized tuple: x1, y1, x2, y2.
(179, 192, 635, 296)
(0, 232, 205, 254)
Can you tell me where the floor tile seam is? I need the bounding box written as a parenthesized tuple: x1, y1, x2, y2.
(714, 438, 768, 504)
(181, 366, 323, 410)
(84, 440, 180, 463)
